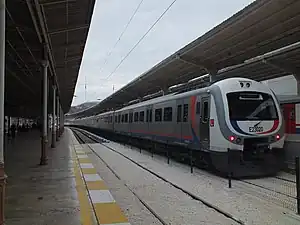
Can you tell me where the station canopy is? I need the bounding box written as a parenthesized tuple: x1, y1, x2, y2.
(6, 0, 95, 117)
(68, 0, 300, 118)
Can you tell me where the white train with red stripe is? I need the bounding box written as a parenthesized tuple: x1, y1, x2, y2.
(72, 77, 285, 177)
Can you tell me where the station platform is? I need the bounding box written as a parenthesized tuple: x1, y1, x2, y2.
(4, 128, 131, 225)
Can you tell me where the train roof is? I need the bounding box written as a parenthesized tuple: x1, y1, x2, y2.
(92, 77, 268, 118)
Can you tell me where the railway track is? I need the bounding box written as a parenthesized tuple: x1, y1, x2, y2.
(71, 127, 298, 215)
(71, 127, 244, 225)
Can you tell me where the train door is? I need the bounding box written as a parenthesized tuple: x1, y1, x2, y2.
(175, 99, 183, 143)
(182, 98, 190, 143)
(199, 96, 210, 150)
(128, 109, 133, 135)
(146, 105, 153, 136)
(111, 112, 115, 131)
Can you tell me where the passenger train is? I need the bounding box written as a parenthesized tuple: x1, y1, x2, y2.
(72, 77, 285, 177)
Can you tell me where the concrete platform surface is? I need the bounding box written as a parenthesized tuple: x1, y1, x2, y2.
(4, 128, 132, 225)
(4, 130, 83, 225)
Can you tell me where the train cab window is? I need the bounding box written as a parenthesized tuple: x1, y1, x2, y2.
(227, 92, 278, 121)
(163, 107, 172, 121)
(196, 102, 201, 114)
(129, 113, 133, 123)
(202, 101, 209, 123)
(125, 114, 128, 123)
(155, 108, 162, 122)
(139, 111, 144, 122)
(149, 109, 152, 122)
(134, 112, 139, 122)
(183, 104, 188, 122)
(177, 105, 182, 122)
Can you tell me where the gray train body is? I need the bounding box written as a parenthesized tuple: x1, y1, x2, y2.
(73, 78, 285, 177)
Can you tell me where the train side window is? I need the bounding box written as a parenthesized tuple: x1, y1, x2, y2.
(134, 112, 139, 122)
(183, 104, 188, 122)
(115, 116, 117, 123)
(121, 115, 124, 123)
(202, 101, 209, 123)
(149, 109, 152, 122)
(125, 114, 128, 123)
(129, 113, 133, 123)
(118, 115, 121, 123)
(177, 105, 182, 122)
(140, 111, 144, 122)
(155, 108, 162, 122)
(196, 102, 201, 114)
(164, 107, 172, 121)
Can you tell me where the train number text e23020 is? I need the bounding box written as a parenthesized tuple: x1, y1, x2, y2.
(249, 126, 263, 132)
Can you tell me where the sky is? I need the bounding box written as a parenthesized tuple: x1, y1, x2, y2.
(72, 0, 255, 106)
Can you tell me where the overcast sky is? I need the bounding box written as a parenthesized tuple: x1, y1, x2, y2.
(72, 0, 255, 106)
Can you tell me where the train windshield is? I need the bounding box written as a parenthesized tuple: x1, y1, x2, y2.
(227, 91, 279, 121)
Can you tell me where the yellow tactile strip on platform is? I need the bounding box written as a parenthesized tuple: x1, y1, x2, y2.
(73, 145, 131, 225)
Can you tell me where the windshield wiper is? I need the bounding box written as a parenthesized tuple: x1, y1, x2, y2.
(247, 99, 273, 119)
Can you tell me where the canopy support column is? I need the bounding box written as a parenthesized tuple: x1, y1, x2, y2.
(0, 0, 6, 224)
(40, 57, 49, 165)
(56, 96, 60, 141)
(51, 85, 56, 148)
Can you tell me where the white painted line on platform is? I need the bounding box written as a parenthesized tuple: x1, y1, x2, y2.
(89, 190, 115, 204)
(77, 154, 88, 158)
(80, 163, 94, 169)
(102, 223, 131, 225)
(84, 174, 103, 182)
(76, 150, 85, 153)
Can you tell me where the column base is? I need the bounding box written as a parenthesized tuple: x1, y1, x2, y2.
(51, 132, 56, 148)
(56, 128, 59, 139)
(40, 136, 48, 165)
(0, 164, 7, 225)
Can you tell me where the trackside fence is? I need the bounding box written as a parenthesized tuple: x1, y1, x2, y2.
(296, 157, 300, 214)
(227, 149, 300, 214)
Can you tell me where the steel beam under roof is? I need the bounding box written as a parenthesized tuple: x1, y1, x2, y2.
(5, 0, 95, 117)
(278, 95, 300, 105)
(68, 0, 300, 118)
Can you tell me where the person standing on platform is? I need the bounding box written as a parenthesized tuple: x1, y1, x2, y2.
(10, 123, 16, 139)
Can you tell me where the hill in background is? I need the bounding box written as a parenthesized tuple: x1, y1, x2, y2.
(68, 101, 99, 114)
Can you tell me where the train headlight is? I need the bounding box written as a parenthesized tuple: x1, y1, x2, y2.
(229, 136, 235, 142)
(239, 81, 252, 88)
(276, 134, 280, 140)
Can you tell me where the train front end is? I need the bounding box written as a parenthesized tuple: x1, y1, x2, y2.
(211, 78, 284, 177)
